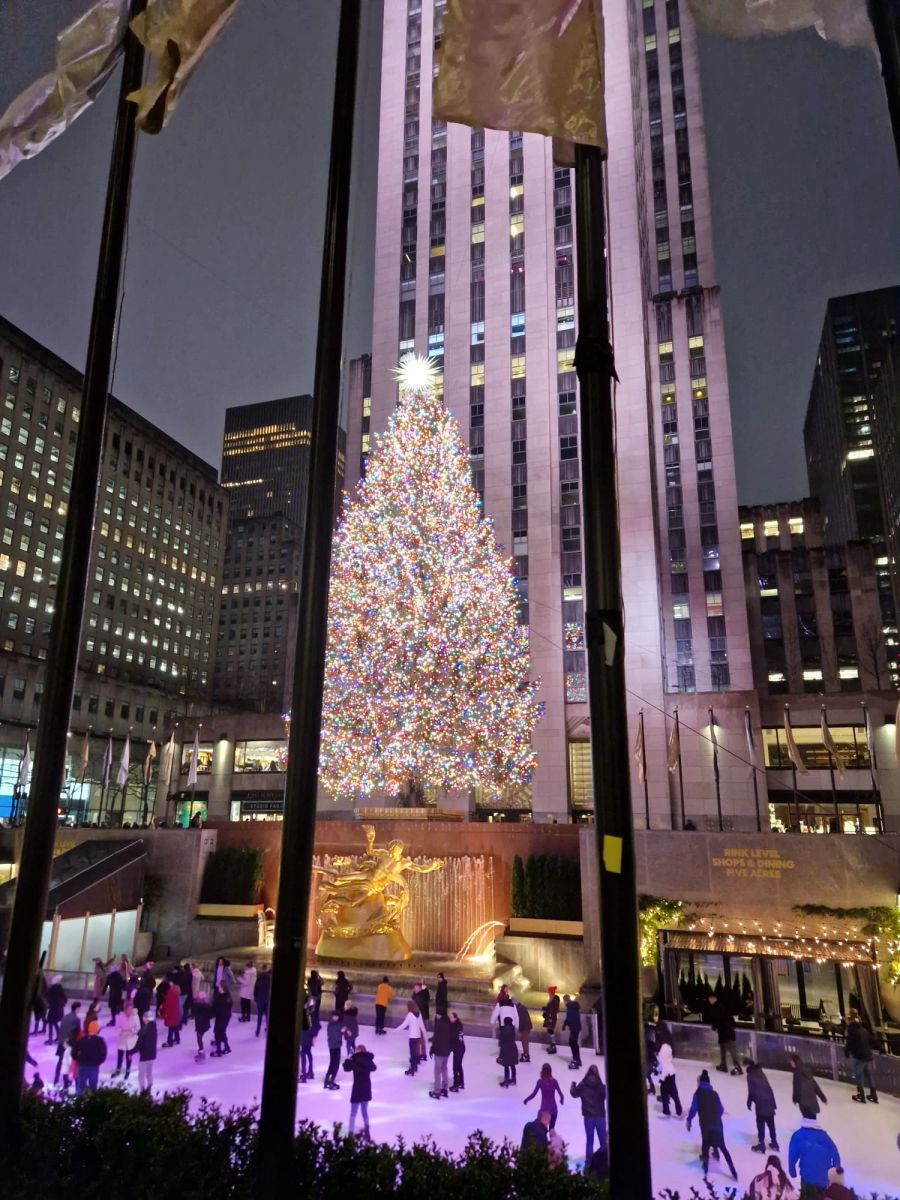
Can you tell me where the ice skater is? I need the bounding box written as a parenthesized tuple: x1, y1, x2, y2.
(708, 994, 741, 1075)
(54, 1001, 81, 1087)
(686, 1069, 738, 1181)
(135, 1011, 157, 1093)
(307, 969, 323, 1021)
(210, 983, 232, 1057)
(747, 1154, 797, 1200)
(112, 1000, 140, 1080)
(342, 1002, 359, 1054)
(161, 972, 182, 1047)
(788, 1112, 840, 1197)
(515, 999, 532, 1062)
(334, 970, 352, 1014)
(657, 1038, 682, 1117)
(374, 976, 393, 1035)
(429, 1011, 453, 1098)
(448, 1012, 465, 1091)
(254, 964, 271, 1036)
(324, 1010, 344, 1089)
(844, 1009, 877, 1104)
(498, 1014, 519, 1088)
(238, 960, 257, 1023)
(745, 1057, 779, 1152)
(397, 1000, 427, 1077)
(300, 1000, 316, 1082)
(570, 1063, 607, 1166)
(44, 974, 66, 1045)
(193, 990, 213, 1060)
(523, 1062, 564, 1129)
(343, 1043, 376, 1139)
(787, 1053, 827, 1120)
(435, 972, 448, 1017)
(542, 986, 560, 1054)
(562, 994, 582, 1070)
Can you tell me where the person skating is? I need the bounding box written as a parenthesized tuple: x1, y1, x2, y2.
(374, 976, 393, 1035)
(708, 994, 741, 1075)
(44, 974, 66, 1045)
(212, 956, 236, 991)
(134, 1011, 157, 1093)
(72, 1019, 107, 1095)
(520, 1109, 551, 1155)
(397, 1001, 427, 1076)
(112, 1000, 140, 1080)
(307, 969, 324, 1021)
(657, 1039, 682, 1117)
(237, 960, 257, 1023)
(823, 1165, 853, 1199)
(210, 984, 233, 1057)
(300, 1000, 316, 1082)
(748, 1154, 798, 1200)
(498, 1014, 519, 1088)
(645, 1020, 660, 1096)
(515, 999, 533, 1062)
(193, 991, 213, 1060)
(788, 1114, 840, 1199)
(54, 1001, 82, 1089)
(104, 963, 125, 1026)
(92, 956, 108, 1003)
(343, 1042, 376, 1139)
(324, 1011, 344, 1089)
(523, 1062, 564, 1129)
(134, 974, 154, 1022)
(448, 1012, 465, 1091)
(415, 979, 431, 1025)
(254, 964, 271, 1036)
(333, 970, 352, 1014)
(788, 1053, 827, 1120)
(686, 1069, 738, 1181)
(570, 1063, 607, 1166)
(562, 993, 582, 1069)
(342, 1003, 360, 1054)
(746, 1057, 779, 1152)
(435, 972, 448, 1017)
(161, 972, 182, 1047)
(429, 1010, 454, 1097)
(542, 986, 561, 1054)
(844, 1008, 877, 1103)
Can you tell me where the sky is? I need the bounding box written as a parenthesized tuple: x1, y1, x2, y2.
(0, 2, 898, 504)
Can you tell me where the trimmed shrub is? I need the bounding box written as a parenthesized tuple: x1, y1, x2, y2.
(198, 846, 264, 905)
(511, 854, 526, 917)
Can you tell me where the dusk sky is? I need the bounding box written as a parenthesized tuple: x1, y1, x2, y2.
(0, 1, 898, 505)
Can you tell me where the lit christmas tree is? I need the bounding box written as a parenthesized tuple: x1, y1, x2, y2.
(319, 353, 542, 803)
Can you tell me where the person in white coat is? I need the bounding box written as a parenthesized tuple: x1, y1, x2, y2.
(238, 961, 257, 1023)
(396, 1001, 427, 1076)
(112, 1000, 141, 1081)
(657, 1040, 682, 1117)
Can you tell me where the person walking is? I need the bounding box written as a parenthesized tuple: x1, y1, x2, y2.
(686, 1069, 738, 1181)
(135, 1011, 157, 1093)
(748, 1154, 798, 1200)
(415, 980, 431, 1025)
(193, 990, 213, 1061)
(562, 994, 582, 1069)
(523, 1063, 565, 1129)
(104, 963, 125, 1026)
(238, 961, 257, 1023)
(844, 1009, 877, 1103)
(324, 1011, 344, 1089)
(497, 1014, 519, 1088)
(343, 1042, 376, 1139)
(134, 974, 154, 1022)
(708, 994, 741, 1075)
(520, 1109, 551, 1155)
(397, 1001, 427, 1077)
(112, 1000, 140, 1080)
(429, 1011, 454, 1098)
(307, 969, 324, 1021)
(300, 1000, 317, 1082)
(788, 1114, 840, 1199)
(210, 984, 233, 1057)
(333, 970, 352, 1014)
(254, 964, 271, 1037)
(92, 957, 107, 1003)
(44, 974, 66, 1045)
(657, 1039, 682, 1118)
(788, 1054, 827, 1120)
(342, 1002, 359, 1054)
(374, 976, 393, 1035)
(161, 973, 182, 1047)
(73, 1020, 107, 1095)
(746, 1058, 779, 1152)
(435, 972, 448, 1017)
(515, 999, 533, 1062)
(212, 956, 235, 991)
(542, 986, 561, 1055)
(54, 1001, 82, 1088)
(448, 1012, 465, 1092)
(570, 1063, 607, 1166)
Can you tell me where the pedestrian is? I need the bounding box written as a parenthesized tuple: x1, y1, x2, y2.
(332, 969, 351, 1014)
(657, 1039, 682, 1117)
(416, 979, 431, 1025)
(118, 954, 134, 996)
(155, 972, 169, 1019)
(238, 960, 257, 1023)
(823, 1165, 853, 1200)
(844, 1009, 877, 1103)
(449, 1012, 465, 1091)
(161, 972, 182, 1047)
(515, 999, 533, 1062)
(308, 969, 323, 1021)
(374, 976, 393, 1035)
(30, 972, 47, 1037)
(397, 1000, 427, 1076)
(189, 962, 203, 1015)
(542, 986, 561, 1054)
(324, 1011, 343, 1089)
(708, 994, 741, 1075)
(300, 1000, 316, 1081)
(645, 1021, 660, 1095)
(429, 1011, 454, 1098)
(343, 1042, 376, 1139)
(138, 960, 156, 991)
(135, 1011, 157, 1093)
(748, 1154, 798, 1200)
(55, 1001, 82, 1088)
(193, 990, 213, 1060)
(570, 1063, 607, 1166)
(498, 1014, 519, 1088)
(134, 974, 154, 1022)
(254, 964, 271, 1036)
(435, 972, 448, 1017)
(686, 1069, 738, 1181)
(520, 1108, 551, 1154)
(104, 963, 125, 1026)
(343, 1002, 359, 1054)
(562, 993, 582, 1069)
(746, 1057, 779, 1152)
(788, 1113, 840, 1199)
(112, 1000, 140, 1080)
(73, 1019, 107, 1095)
(179, 961, 194, 1024)
(92, 957, 107, 1002)
(210, 984, 233, 1056)
(44, 974, 66, 1045)
(212, 956, 235, 991)
(788, 1053, 827, 1120)
(523, 1063, 564, 1129)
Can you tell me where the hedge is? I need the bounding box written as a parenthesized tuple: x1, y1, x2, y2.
(511, 853, 582, 921)
(198, 846, 264, 905)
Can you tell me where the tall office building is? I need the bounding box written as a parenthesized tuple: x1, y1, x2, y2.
(359, 0, 754, 825)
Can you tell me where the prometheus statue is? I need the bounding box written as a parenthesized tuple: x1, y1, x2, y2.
(312, 825, 444, 961)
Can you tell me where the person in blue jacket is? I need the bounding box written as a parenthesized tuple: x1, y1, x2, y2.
(686, 1069, 738, 1181)
(788, 1116, 840, 1198)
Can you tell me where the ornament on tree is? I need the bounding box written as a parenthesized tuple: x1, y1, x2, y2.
(319, 353, 542, 802)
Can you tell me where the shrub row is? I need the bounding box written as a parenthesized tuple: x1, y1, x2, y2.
(511, 852, 582, 921)
(198, 845, 264, 905)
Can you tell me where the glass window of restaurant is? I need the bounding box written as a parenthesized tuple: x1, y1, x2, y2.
(180, 741, 214, 775)
(762, 725, 881, 833)
(234, 740, 286, 773)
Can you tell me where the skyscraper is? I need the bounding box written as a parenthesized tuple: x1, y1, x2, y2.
(358, 0, 754, 826)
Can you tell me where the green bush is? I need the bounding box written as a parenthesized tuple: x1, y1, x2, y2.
(511, 854, 525, 917)
(515, 854, 583, 921)
(198, 846, 264, 905)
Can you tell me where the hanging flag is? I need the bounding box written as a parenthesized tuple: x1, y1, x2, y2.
(186, 729, 200, 788)
(101, 733, 113, 791)
(117, 734, 131, 788)
(17, 734, 31, 790)
(686, 0, 877, 53)
(144, 738, 157, 786)
(163, 730, 176, 788)
(633, 714, 647, 785)
(744, 708, 757, 762)
(708, 709, 721, 784)
(433, 0, 606, 156)
(862, 705, 877, 774)
(667, 713, 681, 774)
(820, 707, 845, 778)
(77, 731, 91, 785)
(783, 707, 808, 774)
(127, 0, 242, 134)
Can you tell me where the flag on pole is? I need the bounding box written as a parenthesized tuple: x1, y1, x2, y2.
(633, 714, 647, 785)
(144, 738, 157, 786)
(744, 708, 756, 764)
(163, 730, 176, 789)
(117, 734, 131, 787)
(77, 731, 91, 784)
(667, 713, 681, 774)
(862, 704, 877, 773)
(783, 706, 808, 774)
(186, 729, 200, 788)
(101, 733, 113, 791)
(17, 734, 31, 789)
(708, 709, 721, 784)
(820, 706, 845, 778)
(686, 0, 877, 53)
(433, 0, 606, 156)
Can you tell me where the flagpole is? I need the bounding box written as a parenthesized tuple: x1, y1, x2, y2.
(574, 142, 652, 1200)
(256, 0, 361, 1186)
(746, 707, 762, 833)
(639, 709, 649, 829)
(868, 0, 900, 173)
(821, 705, 841, 832)
(709, 707, 723, 832)
(861, 701, 883, 831)
(0, 0, 147, 1137)
(675, 707, 686, 829)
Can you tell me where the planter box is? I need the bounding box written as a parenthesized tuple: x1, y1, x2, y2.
(196, 903, 263, 920)
(507, 917, 584, 938)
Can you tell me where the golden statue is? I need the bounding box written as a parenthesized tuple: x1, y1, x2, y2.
(312, 825, 444, 961)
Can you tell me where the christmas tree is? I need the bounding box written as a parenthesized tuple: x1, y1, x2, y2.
(319, 353, 542, 802)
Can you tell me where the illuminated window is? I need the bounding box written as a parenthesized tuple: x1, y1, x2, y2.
(762, 724, 869, 769)
(838, 666, 859, 680)
(740, 523, 754, 539)
(706, 592, 723, 617)
(509, 214, 524, 239)
(511, 355, 526, 379)
(767, 671, 785, 683)
(471, 223, 485, 244)
(470, 363, 484, 385)
(644, 34, 657, 50)
(557, 347, 574, 372)
(763, 520, 779, 537)
(673, 601, 690, 620)
(509, 183, 524, 200)
(788, 516, 804, 536)
(658, 341, 673, 356)
(235, 740, 287, 773)
(802, 669, 822, 681)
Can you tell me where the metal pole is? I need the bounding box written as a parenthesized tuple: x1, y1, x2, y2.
(675, 708, 686, 829)
(639, 709, 650, 829)
(822, 706, 841, 832)
(0, 3, 146, 1137)
(868, 0, 900, 173)
(709, 706, 723, 832)
(747, 707, 762, 832)
(574, 143, 652, 1200)
(256, 0, 360, 1184)
(862, 701, 882, 832)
